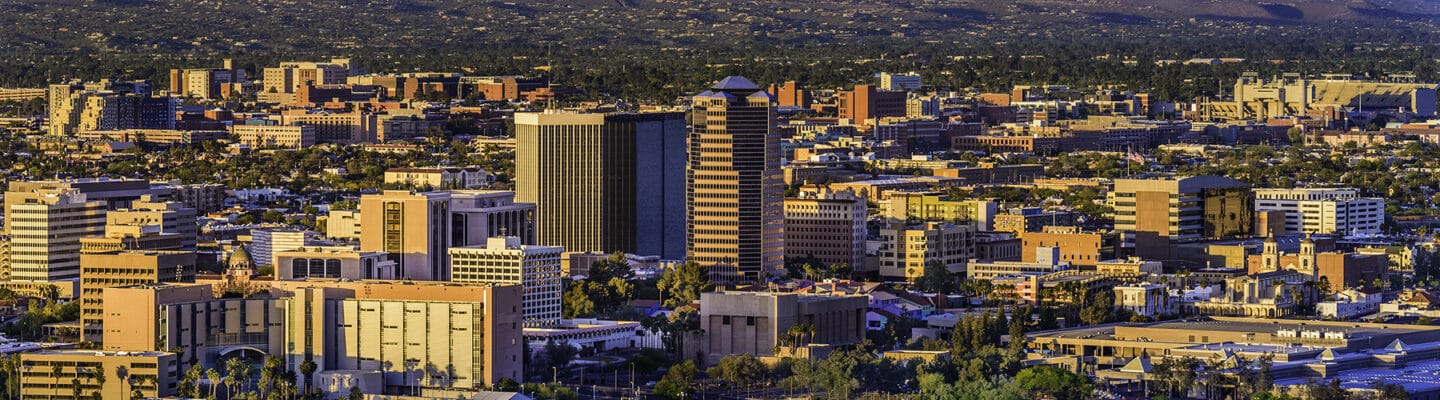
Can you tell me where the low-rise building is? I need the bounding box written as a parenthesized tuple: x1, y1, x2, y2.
(877, 221, 975, 282)
(274, 246, 397, 280)
(698, 291, 867, 364)
(231, 124, 316, 148)
(19, 350, 177, 399)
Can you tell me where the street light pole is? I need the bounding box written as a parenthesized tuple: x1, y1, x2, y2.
(552, 366, 557, 385)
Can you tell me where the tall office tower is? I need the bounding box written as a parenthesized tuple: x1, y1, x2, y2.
(104, 195, 198, 250)
(4, 189, 106, 282)
(449, 237, 564, 327)
(514, 111, 686, 259)
(688, 76, 784, 284)
(169, 58, 248, 100)
(78, 250, 195, 341)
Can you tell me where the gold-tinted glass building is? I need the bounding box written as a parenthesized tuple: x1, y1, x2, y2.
(514, 111, 686, 259)
(688, 76, 784, 284)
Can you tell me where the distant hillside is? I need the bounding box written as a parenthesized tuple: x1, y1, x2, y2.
(2, 0, 1436, 58)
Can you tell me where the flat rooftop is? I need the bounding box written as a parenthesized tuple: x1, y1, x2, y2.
(1275, 359, 1440, 394)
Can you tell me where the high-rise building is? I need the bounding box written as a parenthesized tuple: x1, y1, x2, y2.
(514, 111, 687, 259)
(358, 190, 537, 281)
(78, 250, 195, 340)
(1253, 188, 1384, 235)
(4, 189, 106, 282)
(449, 237, 564, 327)
(48, 80, 175, 136)
(4, 177, 155, 215)
(688, 76, 784, 283)
(1111, 176, 1253, 260)
(326, 209, 362, 240)
(783, 188, 866, 270)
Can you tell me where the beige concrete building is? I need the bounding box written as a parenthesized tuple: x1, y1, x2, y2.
(449, 237, 564, 327)
(1203, 73, 1438, 121)
(877, 221, 975, 282)
(1021, 226, 1114, 268)
(359, 190, 538, 281)
(384, 167, 492, 190)
(231, 124, 316, 148)
(326, 209, 362, 240)
(19, 350, 177, 399)
(277, 111, 378, 144)
(103, 279, 524, 390)
(783, 188, 866, 269)
(688, 77, 784, 284)
(967, 247, 1072, 280)
(699, 291, 867, 364)
(275, 246, 397, 280)
(79, 250, 195, 341)
(104, 195, 197, 249)
(4, 189, 106, 282)
(262, 58, 353, 94)
(77, 129, 226, 145)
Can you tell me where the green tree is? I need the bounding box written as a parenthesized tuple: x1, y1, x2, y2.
(654, 360, 697, 399)
(658, 261, 712, 309)
(914, 260, 957, 295)
(1013, 366, 1092, 400)
(706, 354, 766, 391)
(1079, 291, 1114, 325)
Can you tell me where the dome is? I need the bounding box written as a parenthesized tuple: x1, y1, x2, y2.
(228, 244, 253, 267)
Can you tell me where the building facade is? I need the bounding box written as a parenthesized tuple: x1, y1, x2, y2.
(449, 237, 564, 327)
(1254, 188, 1384, 235)
(783, 188, 866, 270)
(514, 111, 687, 259)
(877, 221, 975, 282)
(688, 77, 784, 283)
(698, 292, 867, 364)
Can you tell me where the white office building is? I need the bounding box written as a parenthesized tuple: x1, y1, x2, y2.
(449, 237, 564, 327)
(1254, 188, 1384, 235)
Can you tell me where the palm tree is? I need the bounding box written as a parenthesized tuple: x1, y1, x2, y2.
(299, 359, 317, 394)
(205, 368, 220, 400)
(113, 365, 128, 400)
(224, 358, 244, 398)
(50, 364, 63, 398)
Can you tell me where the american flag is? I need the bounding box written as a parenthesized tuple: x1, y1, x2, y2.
(1126, 150, 1146, 165)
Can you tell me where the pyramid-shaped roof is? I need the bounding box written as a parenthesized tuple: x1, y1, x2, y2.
(1387, 339, 1411, 353)
(712, 76, 760, 91)
(1120, 357, 1154, 373)
(1317, 348, 1339, 361)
